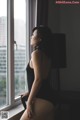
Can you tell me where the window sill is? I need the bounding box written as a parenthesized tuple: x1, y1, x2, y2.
(0, 104, 24, 120)
(8, 104, 24, 120)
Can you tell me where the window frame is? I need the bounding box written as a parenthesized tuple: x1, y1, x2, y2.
(0, 0, 37, 111)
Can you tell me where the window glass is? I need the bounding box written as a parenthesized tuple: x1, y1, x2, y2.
(14, 0, 28, 97)
(0, 0, 7, 108)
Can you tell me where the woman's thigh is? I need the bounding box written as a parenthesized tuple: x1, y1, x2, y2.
(20, 98, 55, 120)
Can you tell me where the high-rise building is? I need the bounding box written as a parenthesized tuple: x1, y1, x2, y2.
(0, 16, 26, 75)
(0, 17, 7, 47)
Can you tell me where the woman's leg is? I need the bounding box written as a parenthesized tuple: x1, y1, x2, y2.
(20, 98, 55, 120)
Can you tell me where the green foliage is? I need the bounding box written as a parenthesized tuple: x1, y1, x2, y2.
(0, 79, 6, 96)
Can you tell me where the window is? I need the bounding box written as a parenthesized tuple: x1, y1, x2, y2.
(0, 0, 29, 109)
(0, 0, 7, 108)
(0, 0, 37, 110)
(14, 0, 28, 97)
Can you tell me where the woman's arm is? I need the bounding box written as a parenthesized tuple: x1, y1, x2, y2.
(27, 50, 43, 105)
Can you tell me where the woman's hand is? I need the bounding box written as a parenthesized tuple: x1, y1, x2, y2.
(20, 92, 29, 98)
(26, 102, 34, 119)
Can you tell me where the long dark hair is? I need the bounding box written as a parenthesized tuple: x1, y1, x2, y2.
(32, 25, 53, 58)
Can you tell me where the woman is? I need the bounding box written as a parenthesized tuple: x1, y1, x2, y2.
(20, 26, 55, 120)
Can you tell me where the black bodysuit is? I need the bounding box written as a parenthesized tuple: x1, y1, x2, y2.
(26, 48, 54, 104)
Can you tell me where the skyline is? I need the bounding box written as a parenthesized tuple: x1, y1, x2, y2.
(0, 16, 26, 46)
(0, 0, 26, 22)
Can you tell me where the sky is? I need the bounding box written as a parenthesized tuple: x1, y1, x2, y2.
(0, 0, 26, 22)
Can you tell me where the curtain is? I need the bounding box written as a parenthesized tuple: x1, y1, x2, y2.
(37, 0, 49, 26)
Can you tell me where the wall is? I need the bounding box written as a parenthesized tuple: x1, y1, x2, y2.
(48, 0, 80, 91)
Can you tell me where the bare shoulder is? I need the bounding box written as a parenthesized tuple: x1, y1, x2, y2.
(31, 50, 43, 72)
(31, 50, 42, 60)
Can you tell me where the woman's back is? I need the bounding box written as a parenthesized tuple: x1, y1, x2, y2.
(26, 48, 54, 104)
(31, 49, 52, 80)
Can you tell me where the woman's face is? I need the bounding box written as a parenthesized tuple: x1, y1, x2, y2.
(30, 30, 41, 46)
